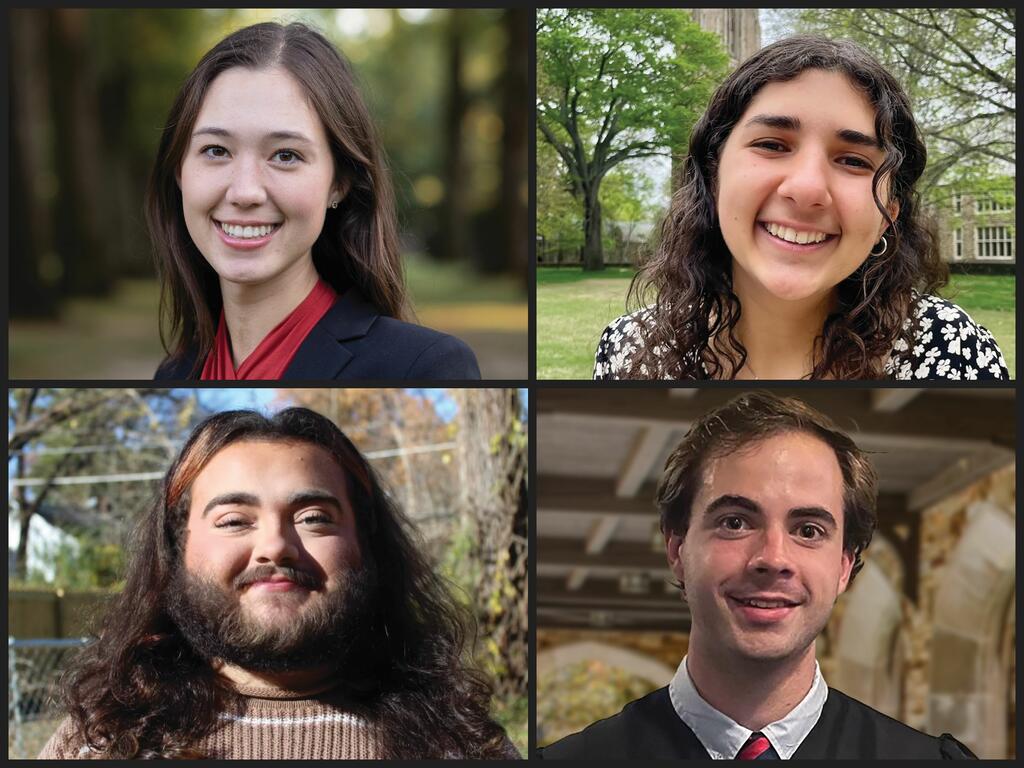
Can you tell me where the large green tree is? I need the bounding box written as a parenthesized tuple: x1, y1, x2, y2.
(537, 8, 727, 270)
(768, 8, 1015, 206)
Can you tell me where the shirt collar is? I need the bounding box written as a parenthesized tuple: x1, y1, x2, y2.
(667, 655, 828, 759)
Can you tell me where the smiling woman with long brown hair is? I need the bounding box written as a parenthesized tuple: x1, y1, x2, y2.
(594, 36, 1007, 381)
(148, 22, 479, 380)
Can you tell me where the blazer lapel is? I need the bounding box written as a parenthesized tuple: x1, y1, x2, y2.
(283, 288, 379, 379)
(158, 346, 201, 380)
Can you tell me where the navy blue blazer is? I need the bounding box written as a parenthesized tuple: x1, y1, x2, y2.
(154, 289, 481, 381)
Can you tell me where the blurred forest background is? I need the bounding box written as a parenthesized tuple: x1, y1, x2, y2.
(7, 387, 527, 756)
(9, 8, 529, 378)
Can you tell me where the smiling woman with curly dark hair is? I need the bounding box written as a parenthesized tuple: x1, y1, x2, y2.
(38, 408, 517, 759)
(594, 35, 1008, 381)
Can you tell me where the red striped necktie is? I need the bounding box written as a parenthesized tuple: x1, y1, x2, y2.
(736, 732, 779, 759)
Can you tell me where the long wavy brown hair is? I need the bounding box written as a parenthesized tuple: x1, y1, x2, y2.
(146, 23, 412, 376)
(626, 35, 947, 379)
(57, 408, 511, 758)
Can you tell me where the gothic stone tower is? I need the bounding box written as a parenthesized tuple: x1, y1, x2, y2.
(670, 9, 762, 191)
(690, 8, 761, 66)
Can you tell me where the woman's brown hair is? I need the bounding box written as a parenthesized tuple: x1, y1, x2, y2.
(626, 35, 947, 379)
(146, 22, 412, 376)
(658, 391, 877, 585)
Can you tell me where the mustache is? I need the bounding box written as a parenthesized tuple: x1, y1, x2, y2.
(233, 564, 322, 590)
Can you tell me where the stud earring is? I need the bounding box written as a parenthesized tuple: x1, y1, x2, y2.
(330, 200, 339, 209)
(870, 235, 888, 257)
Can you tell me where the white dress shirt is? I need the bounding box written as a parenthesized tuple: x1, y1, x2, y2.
(667, 655, 828, 759)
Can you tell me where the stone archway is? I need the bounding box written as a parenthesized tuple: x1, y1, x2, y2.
(536, 641, 677, 746)
(537, 641, 675, 687)
(831, 535, 908, 719)
(929, 500, 1015, 758)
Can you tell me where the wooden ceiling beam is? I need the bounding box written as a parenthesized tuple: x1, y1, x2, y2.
(616, 425, 675, 497)
(538, 389, 1015, 448)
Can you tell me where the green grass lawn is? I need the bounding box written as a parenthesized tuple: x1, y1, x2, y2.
(537, 267, 1015, 379)
(10, 279, 165, 379)
(536, 267, 636, 379)
(405, 252, 526, 305)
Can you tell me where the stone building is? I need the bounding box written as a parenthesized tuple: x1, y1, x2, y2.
(689, 9, 761, 65)
(535, 388, 1015, 758)
(932, 181, 1016, 264)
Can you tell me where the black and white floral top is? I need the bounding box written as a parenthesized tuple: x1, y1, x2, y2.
(593, 294, 1009, 380)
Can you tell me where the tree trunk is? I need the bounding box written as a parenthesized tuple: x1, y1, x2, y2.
(96, 18, 141, 277)
(440, 11, 469, 263)
(51, 8, 110, 297)
(670, 147, 687, 196)
(497, 8, 529, 284)
(14, 444, 81, 580)
(452, 390, 527, 700)
(14, 455, 32, 581)
(9, 10, 60, 318)
(582, 185, 605, 271)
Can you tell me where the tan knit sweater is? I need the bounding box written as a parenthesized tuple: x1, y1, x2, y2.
(38, 680, 380, 759)
(38, 680, 522, 759)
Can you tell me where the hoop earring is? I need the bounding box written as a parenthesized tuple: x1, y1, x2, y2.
(870, 235, 888, 257)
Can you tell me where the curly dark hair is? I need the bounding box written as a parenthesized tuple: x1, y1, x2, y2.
(626, 35, 947, 379)
(657, 392, 877, 585)
(57, 407, 510, 758)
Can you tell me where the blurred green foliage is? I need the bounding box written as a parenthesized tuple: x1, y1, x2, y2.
(493, 693, 528, 757)
(537, 659, 659, 747)
(26, 535, 126, 591)
(536, 8, 729, 269)
(11, 8, 526, 318)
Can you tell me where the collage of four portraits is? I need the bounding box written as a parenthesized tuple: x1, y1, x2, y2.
(7, 7, 1016, 761)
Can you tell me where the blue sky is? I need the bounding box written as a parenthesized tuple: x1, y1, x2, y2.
(191, 388, 527, 421)
(187, 388, 471, 422)
(191, 388, 280, 412)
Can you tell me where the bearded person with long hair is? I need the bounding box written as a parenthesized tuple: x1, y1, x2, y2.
(39, 408, 518, 759)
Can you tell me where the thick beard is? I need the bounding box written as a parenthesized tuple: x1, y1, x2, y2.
(165, 561, 377, 675)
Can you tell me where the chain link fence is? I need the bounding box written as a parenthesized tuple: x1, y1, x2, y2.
(8, 637, 88, 759)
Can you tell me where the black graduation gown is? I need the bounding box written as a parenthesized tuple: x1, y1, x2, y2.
(537, 686, 977, 759)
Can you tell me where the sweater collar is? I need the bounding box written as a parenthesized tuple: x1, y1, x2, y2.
(226, 678, 342, 700)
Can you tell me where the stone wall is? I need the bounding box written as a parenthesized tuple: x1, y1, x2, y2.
(827, 461, 1015, 757)
(919, 463, 1015, 758)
